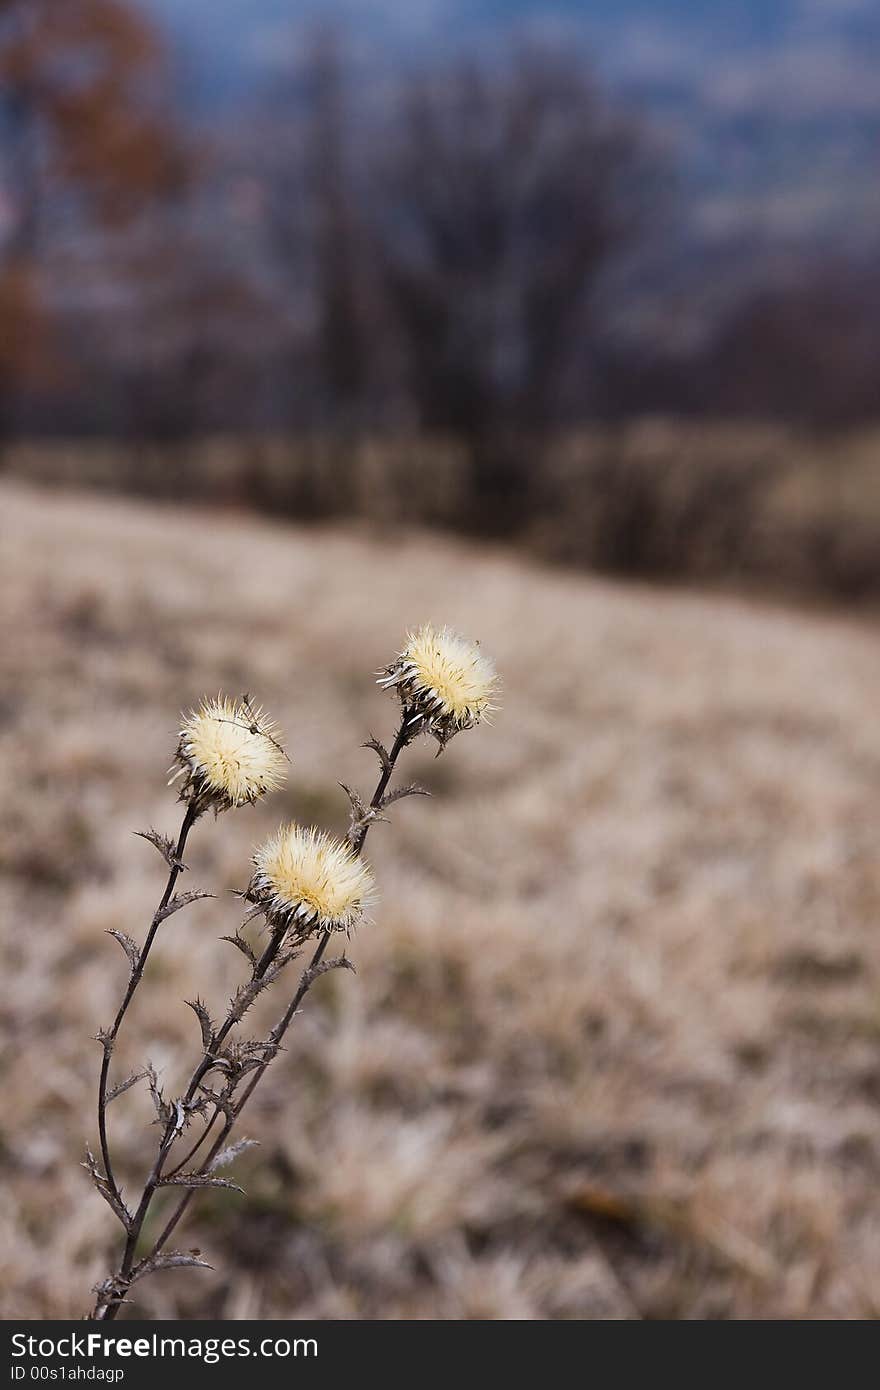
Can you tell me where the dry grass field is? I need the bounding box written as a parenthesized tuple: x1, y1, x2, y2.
(4, 477, 880, 1319)
(10, 424, 880, 600)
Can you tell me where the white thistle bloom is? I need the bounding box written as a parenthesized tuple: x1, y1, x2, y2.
(379, 624, 498, 747)
(248, 824, 375, 936)
(171, 696, 287, 814)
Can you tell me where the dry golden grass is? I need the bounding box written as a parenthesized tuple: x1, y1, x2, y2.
(3, 477, 880, 1320)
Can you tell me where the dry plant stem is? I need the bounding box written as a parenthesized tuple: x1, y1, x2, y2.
(163, 921, 288, 1179)
(162, 720, 409, 1182)
(95, 718, 412, 1321)
(98, 922, 292, 1319)
(97, 803, 198, 1204)
(145, 933, 333, 1267)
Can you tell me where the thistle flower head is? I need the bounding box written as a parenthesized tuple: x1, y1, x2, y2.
(379, 624, 499, 748)
(248, 823, 374, 936)
(171, 695, 287, 814)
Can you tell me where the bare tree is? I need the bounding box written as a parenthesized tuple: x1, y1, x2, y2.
(256, 27, 375, 430)
(375, 44, 649, 441)
(303, 29, 369, 418)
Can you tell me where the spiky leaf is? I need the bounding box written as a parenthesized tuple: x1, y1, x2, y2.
(131, 1250, 213, 1282)
(185, 998, 216, 1052)
(379, 783, 431, 809)
(302, 954, 356, 990)
(154, 890, 213, 926)
(157, 1173, 244, 1193)
(221, 932, 258, 967)
(106, 929, 140, 971)
(134, 828, 187, 872)
(106, 1069, 149, 1104)
(146, 1063, 172, 1125)
(82, 1148, 132, 1231)
(362, 736, 392, 774)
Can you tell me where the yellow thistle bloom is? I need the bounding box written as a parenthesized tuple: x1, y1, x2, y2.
(171, 696, 287, 814)
(249, 824, 374, 935)
(379, 624, 498, 747)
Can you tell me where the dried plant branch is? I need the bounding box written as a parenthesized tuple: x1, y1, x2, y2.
(88, 631, 498, 1320)
(140, 949, 359, 1277)
(129, 725, 416, 1290)
(96, 802, 199, 1208)
(92, 715, 413, 1320)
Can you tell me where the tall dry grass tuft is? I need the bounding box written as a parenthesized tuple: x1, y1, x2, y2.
(86, 630, 498, 1320)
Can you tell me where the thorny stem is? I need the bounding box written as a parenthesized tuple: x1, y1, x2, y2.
(99, 922, 292, 1318)
(164, 1106, 220, 1180)
(353, 720, 411, 849)
(94, 717, 412, 1321)
(162, 720, 411, 1183)
(146, 932, 333, 1265)
(162, 922, 288, 1180)
(97, 803, 198, 1205)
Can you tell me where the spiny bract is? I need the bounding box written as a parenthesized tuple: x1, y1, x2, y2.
(172, 696, 287, 813)
(250, 823, 375, 934)
(380, 624, 498, 744)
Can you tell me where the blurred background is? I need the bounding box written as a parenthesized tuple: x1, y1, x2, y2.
(3, 0, 880, 1320)
(2, 0, 880, 588)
